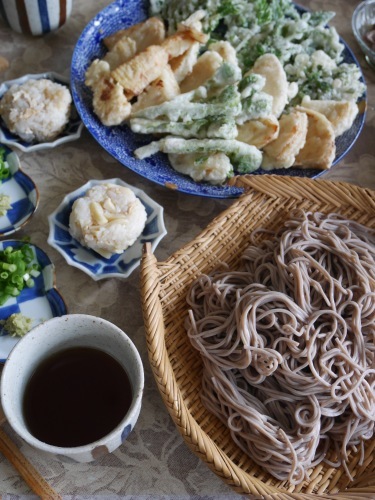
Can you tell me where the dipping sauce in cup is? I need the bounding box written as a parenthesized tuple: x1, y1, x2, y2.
(1, 314, 144, 462)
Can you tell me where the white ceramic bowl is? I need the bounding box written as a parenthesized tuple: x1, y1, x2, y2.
(1, 314, 144, 462)
(0, 72, 83, 153)
(47, 178, 167, 280)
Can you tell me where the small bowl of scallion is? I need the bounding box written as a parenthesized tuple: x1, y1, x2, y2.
(0, 240, 67, 362)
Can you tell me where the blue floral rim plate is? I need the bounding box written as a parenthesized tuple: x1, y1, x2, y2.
(47, 178, 167, 280)
(0, 240, 68, 362)
(0, 72, 84, 153)
(70, 0, 367, 199)
(0, 144, 39, 237)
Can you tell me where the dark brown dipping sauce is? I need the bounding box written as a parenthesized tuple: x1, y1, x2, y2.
(23, 346, 132, 448)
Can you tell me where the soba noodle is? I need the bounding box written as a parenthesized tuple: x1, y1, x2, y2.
(186, 211, 375, 484)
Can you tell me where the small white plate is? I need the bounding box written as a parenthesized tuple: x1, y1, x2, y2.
(0, 145, 39, 236)
(0, 72, 84, 153)
(47, 178, 167, 280)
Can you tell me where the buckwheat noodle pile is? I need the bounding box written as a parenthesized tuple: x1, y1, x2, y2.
(186, 211, 375, 484)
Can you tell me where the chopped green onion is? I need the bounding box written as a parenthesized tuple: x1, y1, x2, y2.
(1, 263, 17, 272)
(0, 244, 40, 305)
(0, 147, 11, 182)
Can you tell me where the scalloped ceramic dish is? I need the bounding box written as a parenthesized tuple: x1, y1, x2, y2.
(47, 178, 167, 280)
(0, 72, 84, 153)
(70, 0, 367, 199)
(0, 144, 39, 236)
(0, 240, 68, 362)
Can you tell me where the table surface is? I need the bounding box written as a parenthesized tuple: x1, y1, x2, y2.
(0, 0, 374, 497)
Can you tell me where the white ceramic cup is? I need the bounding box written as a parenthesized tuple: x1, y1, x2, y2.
(0, 0, 72, 36)
(0, 314, 144, 462)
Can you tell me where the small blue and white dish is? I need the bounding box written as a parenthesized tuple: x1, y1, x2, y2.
(0, 72, 84, 153)
(0, 145, 39, 236)
(0, 240, 68, 362)
(352, 1, 375, 69)
(70, 0, 367, 199)
(47, 178, 167, 280)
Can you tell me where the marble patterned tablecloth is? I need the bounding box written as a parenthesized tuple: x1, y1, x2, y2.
(0, 0, 374, 498)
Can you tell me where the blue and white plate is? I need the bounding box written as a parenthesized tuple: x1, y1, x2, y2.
(47, 178, 167, 280)
(70, 0, 367, 199)
(0, 145, 39, 236)
(0, 241, 67, 362)
(0, 72, 84, 153)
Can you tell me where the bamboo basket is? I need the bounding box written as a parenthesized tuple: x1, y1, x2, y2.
(140, 175, 375, 499)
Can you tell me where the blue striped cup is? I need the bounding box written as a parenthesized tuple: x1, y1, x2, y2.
(0, 0, 72, 36)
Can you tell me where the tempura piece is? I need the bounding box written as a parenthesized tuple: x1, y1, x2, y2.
(103, 37, 137, 70)
(262, 110, 308, 169)
(237, 116, 279, 149)
(111, 45, 169, 97)
(92, 77, 131, 126)
(249, 54, 288, 118)
(294, 106, 336, 170)
(169, 152, 232, 184)
(180, 51, 223, 93)
(135, 137, 262, 174)
(300, 96, 358, 137)
(103, 17, 165, 50)
(176, 10, 208, 44)
(131, 65, 180, 113)
(85, 60, 111, 88)
(209, 41, 239, 66)
(162, 31, 201, 60)
(170, 43, 200, 83)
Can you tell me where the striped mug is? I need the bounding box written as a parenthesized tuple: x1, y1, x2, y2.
(0, 0, 72, 36)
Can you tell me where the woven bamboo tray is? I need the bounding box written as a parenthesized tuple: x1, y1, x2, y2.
(140, 175, 375, 499)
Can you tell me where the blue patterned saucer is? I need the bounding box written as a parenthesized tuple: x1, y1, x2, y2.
(47, 178, 167, 280)
(0, 145, 39, 237)
(0, 240, 67, 362)
(0, 72, 83, 153)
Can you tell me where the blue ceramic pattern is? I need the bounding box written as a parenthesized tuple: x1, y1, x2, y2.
(0, 72, 83, 153)
(0, 240, 67, 362)
(121, 424, 132, 442)
(47, 178, 167, 280)
(70, 0, 367, 199)
(0, 145, 39, 236)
